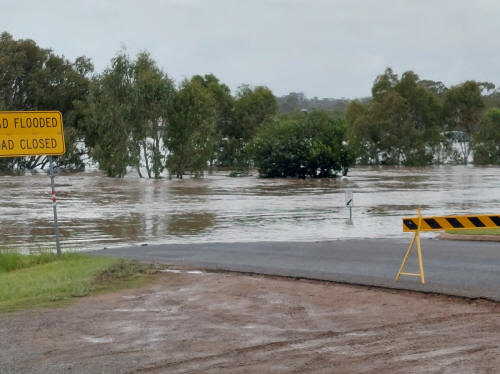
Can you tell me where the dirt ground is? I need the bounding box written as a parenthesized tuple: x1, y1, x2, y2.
(1, 268, 499, 374)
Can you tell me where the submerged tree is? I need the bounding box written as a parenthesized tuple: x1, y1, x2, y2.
(164, 79, 216, 178)
(191, 74, 234, 167)
(443, 81, 486, 164)
(473, 108, 500, 164)
(133, 52, 174, 178)
(346, 68, 443, 166)
(85, 50, 173, 178)
(219, 85, 277, 170)
(85, 51, 134, 177)
(253, 110, 355, 178)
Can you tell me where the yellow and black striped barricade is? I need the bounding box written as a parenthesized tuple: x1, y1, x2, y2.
(396, 210, 500, 284)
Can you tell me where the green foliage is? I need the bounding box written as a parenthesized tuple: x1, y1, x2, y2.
(84, 51, 173, 178)
(473, 108, 500, 164)
(191, 74, 235, 167)
(216, 85, 277, 169)
(132, 52, 174, 178)
(0, 249, 58, 273)
(216, 137, 253, 171)
(85, 51, 135, 177)
(164, 79, 217, 178)
(253, 110, 355, 178)
(443, 81, 485, 163)
(233, 85, 277, 141)
(346, 68, 445, 165)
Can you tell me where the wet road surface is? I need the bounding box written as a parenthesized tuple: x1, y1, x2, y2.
(94, 238, 500, 301)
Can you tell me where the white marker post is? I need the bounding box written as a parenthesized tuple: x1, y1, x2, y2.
(345, 190, 353, 225)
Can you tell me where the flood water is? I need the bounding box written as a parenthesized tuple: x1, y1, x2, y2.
(1, 166, 499, 252)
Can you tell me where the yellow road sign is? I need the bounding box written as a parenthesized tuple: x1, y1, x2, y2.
(403, 213, 500, 232)
(0, 111, 65, 157)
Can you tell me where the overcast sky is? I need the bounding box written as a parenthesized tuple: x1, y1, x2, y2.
(1, 0, 498, 98)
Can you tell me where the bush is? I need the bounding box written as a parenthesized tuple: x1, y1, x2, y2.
(253, 110, 355, 178)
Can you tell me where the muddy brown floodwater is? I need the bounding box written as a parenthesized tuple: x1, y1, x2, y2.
(1, 269, 499, 373)
(1, 165, 500, 251)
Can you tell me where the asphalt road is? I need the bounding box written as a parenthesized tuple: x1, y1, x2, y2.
(93, 238, 500, 301)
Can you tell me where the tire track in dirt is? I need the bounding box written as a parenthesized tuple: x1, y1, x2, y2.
(128, 310, 499, 374)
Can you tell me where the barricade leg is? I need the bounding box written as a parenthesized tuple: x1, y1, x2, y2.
(416, 233, 425, 284)
(395, 208, 425, 284)
(395, 231, 417, 281)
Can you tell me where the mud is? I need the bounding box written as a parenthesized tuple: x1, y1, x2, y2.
(1, 269, 499, 373)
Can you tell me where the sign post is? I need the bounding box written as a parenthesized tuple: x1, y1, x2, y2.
(49, 156, 61, 256)
(345, 190, 353, 224)
(0, 111, 65, 255)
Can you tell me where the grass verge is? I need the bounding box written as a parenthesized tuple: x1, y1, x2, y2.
(446, 228, 500, 236)
(0, 251, 155, 313)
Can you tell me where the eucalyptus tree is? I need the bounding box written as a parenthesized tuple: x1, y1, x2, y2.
(443, 81, 485, 164)
(223, 85, 277, 169)
(473, 108, 500, 164)
(233, 85, 277, 140)
(84, 51, 135, 177)
(346, 68, 443, 165)
(85, 51, 173, 178)
(191, 74, 234, 167)
(164, 78, 216, 179)
(393, 71, 442, 165)
(133, 52, 174, 178)
(345, 99, 381, 164)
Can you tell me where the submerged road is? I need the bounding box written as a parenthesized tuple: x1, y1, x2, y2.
(94, 238, 500, 301)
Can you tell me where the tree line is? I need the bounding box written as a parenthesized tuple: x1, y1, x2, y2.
(1, 32, 499, 179)
(346, 68, 500, 165)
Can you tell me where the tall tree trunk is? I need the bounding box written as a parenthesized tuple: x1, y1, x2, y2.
(142, 141, 152, 179)
(153, 134, 161, 179)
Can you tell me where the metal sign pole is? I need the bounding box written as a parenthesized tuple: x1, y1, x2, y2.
(49, 156, 61, 256)
(345, 190, 353, 225)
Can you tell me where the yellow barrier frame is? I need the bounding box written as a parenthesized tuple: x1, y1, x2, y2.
(395, 207, 425, 284)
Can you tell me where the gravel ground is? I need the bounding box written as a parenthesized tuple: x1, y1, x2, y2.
(1, 268, 499, 374)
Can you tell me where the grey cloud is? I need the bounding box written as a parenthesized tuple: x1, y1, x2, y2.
(1, 0, 498, 98)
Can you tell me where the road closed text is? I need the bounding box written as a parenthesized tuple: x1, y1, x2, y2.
(0, 111, 65, 157)
(1, 137, 59, 151)
(21, 137, 59, 150)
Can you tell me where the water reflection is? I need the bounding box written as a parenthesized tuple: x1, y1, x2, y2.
(167, 213, 215, 236)
(0, 165, 499, 251)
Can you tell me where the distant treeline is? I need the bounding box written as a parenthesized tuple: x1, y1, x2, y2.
(277, 93, 355, 117)
(1, 32, 499, 179)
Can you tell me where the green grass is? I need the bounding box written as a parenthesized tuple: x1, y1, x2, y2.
(446, 228, 500, 236)
(0, 249, 59, 273)
(0, 251, 155, 313)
